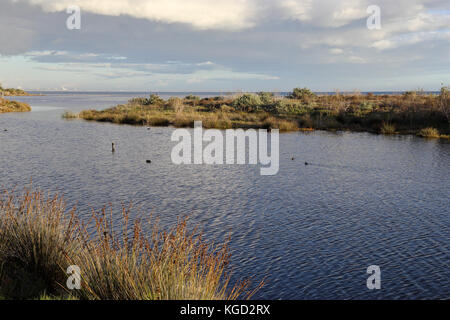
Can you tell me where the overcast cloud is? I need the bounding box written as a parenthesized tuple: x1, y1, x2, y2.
(0, 0, 449, 91)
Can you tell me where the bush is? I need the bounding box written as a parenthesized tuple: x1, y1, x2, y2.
(147, 94, 165, 106)
(288, 88, 316, 102)
(232, 94, 262, 112)
(128, 97, 148, 105)
(271, 99, 305, 114)
(257, 92, 275, 105)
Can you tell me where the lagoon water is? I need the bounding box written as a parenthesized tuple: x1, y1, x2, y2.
(0, 93, 449, 299)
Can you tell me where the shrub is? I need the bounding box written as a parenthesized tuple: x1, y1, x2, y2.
(418, 127, 440, 138)
(271, 99, 305, 114)
(147, 94, 165, 106)
(128, 97, 148, 105)
(257, 92, 275, 105)
(232, 94, 262, 112)
(288, 88, 316, 102)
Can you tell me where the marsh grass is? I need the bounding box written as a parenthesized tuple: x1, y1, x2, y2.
(0, 188, 260, 300)
(0, 189, 79, 299)
(0, 99, 31, 114)
(62, 111, 78, 119)
(76, 89, 450, 136)
(417, 127, 440, 138)
(380, 122, 396, 135)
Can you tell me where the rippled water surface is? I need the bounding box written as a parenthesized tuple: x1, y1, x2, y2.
(1, 93, 449, 299)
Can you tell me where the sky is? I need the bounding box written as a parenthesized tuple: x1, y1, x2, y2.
(0, 0, 449, 92)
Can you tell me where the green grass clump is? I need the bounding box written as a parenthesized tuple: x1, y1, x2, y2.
(0, 188, 260, 300)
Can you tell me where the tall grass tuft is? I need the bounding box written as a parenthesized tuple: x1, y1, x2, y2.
(0, 189, 79, 299)
(380, 122, 396, 135)
(0, 188, 260, 300)
(417, 127, 440, 138)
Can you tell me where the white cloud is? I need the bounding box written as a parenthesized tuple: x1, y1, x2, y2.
(25, 50, 68, 56)
(330, 48, 344, 55)
(18, 0, 260, 30)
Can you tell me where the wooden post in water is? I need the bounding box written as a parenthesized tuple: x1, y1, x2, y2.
(112, 142, 115, 153)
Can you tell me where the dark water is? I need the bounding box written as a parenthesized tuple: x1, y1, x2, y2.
(1, 93, 449, 300)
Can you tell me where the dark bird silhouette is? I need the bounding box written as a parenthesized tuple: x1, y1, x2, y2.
(291, 157, 295, 160)
(146, 160, 152, 164)
(304, 162, 309, 166)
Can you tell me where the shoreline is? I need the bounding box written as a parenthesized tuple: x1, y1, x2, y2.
(71, 88, 449, 139)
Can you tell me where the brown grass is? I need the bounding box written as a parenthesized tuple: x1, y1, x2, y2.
(417, 127, 440, 138)
(0, 99, 31, 114)
(75, 89, 450, 135)
(0, 187, 261, 300)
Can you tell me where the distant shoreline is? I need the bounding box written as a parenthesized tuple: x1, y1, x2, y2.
(1, 88, 43, 97)
(28, 90, 442, 96)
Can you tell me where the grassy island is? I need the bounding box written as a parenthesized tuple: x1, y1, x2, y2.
(0, 98, 31, 114)
(76, 87, 449, 138)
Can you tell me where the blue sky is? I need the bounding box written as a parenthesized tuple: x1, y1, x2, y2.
(0, 0, 449, 91)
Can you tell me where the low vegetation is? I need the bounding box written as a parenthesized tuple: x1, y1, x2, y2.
(0, 98, 31, 114)
(0, 83, 38, 96)
(417, 127, 440, 138)
(61, 111, 78, 119)
(74, 87, 449, 137)
(0, 188, 260, 300)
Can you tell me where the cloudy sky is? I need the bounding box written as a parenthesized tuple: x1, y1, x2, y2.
(0, 0, 449, 91)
